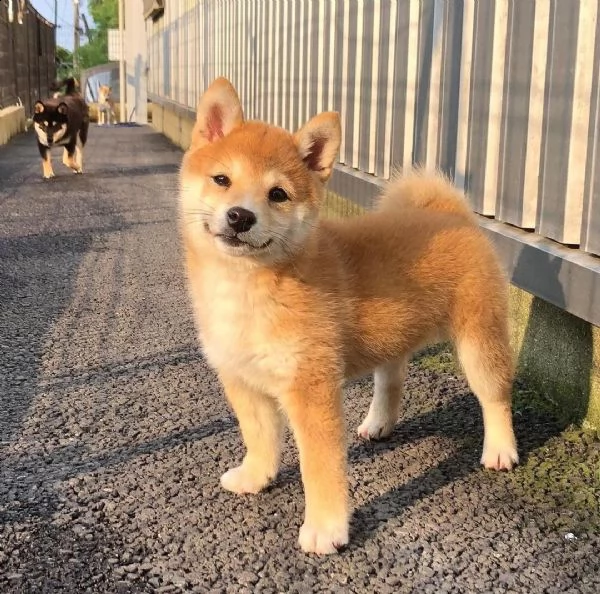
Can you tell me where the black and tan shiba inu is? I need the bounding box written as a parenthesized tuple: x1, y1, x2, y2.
(33, 78, 90, 179)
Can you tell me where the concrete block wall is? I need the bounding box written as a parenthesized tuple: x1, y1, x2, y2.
(0, 106, 26, 145)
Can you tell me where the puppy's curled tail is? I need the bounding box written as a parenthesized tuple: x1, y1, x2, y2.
(377, 168, 474, 221)
(62, 77, 78, 95)
(50, 77, 79, 96)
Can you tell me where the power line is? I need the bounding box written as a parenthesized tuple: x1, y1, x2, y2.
(37, 0, 71, 27)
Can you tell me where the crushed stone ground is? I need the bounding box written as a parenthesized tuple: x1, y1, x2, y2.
(1, 126, 599, 593)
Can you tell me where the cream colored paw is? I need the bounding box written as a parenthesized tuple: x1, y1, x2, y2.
(220, 464, 271, 494)
(298, 519, 349, 555)
(357, 412, 396, 440)
(43, 172, 55, 179)
(481, 439, 519, 470)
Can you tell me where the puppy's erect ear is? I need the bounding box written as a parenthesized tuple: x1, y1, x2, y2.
(34, 101, 44, 114)
(191, 77, 244, 150)
(294, 112, 341, 183)
(57, 102, 68, 115)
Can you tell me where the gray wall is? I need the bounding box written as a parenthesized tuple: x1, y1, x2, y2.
(125, 0, 149, 124)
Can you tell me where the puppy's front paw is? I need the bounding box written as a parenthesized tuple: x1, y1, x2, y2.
(357, 413, 396, 440)
(298, 519, 349, 555)
(481, 439, 519, 471)
(220, 464, 271, 494)
(43, 173, 55, 179)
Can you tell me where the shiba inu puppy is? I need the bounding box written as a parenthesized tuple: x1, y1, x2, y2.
(33, 81, 89, 179)
(97, 85, 116, 125)
(179, 78, 518, 555)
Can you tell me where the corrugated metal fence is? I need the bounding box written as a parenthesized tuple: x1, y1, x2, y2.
(146, 0, 600, 257)
(0, 1, 56, 115)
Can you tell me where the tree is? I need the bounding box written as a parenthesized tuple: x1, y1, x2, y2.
(88, 0, 118, 29)
(56, 46, 74, 79)
(73, 0, 118, 73)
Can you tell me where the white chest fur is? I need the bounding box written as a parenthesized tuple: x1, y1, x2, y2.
(191, 267, 299, 393)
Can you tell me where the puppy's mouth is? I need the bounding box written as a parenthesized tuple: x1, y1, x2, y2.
(204, 223, 273, 251)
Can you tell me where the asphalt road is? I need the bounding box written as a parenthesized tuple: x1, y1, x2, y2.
(1, 125, 598, 593)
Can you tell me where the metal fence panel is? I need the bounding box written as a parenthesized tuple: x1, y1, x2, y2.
(581, 9, 600, 255)
(436, 0, 462, 179)
(497, 0, 536, 229)
(146, 0, 600, 255)
(537, 0, 580, 244)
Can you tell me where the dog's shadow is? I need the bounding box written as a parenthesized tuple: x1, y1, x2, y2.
(269, 389, 564, 548)
(346, 392, 563, 547)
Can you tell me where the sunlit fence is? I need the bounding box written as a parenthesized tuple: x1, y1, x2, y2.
(145, 0, 600, 323)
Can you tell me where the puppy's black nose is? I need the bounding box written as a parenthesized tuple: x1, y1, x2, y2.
(227, 207, 256, 233)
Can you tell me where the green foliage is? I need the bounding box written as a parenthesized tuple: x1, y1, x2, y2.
(88, 0, 118, 29)
(56, 46, 73, 79)
(75, 32, 108, 71)
(74, 0, 118, 73)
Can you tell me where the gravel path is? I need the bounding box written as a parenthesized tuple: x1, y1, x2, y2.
(1, 125, 598, 593)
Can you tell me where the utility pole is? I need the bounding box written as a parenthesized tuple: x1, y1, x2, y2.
(54, 0, 58, 43)
(73, 0, 80, 74)
(81, 13, 91, 38)
(118, 0, 126, 122)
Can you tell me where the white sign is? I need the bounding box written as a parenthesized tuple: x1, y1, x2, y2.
(108, 29, 121, 61)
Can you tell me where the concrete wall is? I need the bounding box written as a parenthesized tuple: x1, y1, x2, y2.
(125, 0, 148, 124)
(0, 106, 25, 146)
(149, 103, 193, 151)
(152, 100, 600, 431)
(510, 287, 600, 429)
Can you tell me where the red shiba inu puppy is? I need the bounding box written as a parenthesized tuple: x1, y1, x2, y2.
(179, 78, 518, 555)
(98, 85, 116, 125)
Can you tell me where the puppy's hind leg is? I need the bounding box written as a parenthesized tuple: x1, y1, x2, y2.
(74, 144, 83, 174)
(456, 329, 518, 471)
(357, 357, 408, 440)
(73, 124, 88, 174)
(63, 143, 82, 174)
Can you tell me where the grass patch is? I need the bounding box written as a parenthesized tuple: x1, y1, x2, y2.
(509, 426, 600, 531)
(411, 344, 577, 423)
(411, 343, 458, 374)
(321, 190, 365, 219)
(412, 344, 600, 527)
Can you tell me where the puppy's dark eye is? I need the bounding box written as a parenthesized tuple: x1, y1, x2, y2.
(268, 187, 289, 203)
(212, 174, 231, 187)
